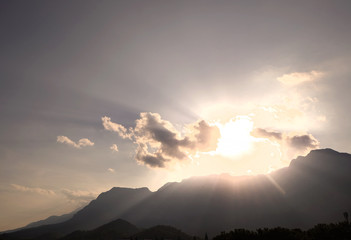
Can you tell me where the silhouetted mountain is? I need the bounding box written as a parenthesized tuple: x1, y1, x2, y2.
(61, 219, 139, 240)
(25, 212, 76, 229)
(3, 149, 351, 239)
(134, 225, 192, 240)
(3, 187, 151, 239)
(1, 210, 77, 234)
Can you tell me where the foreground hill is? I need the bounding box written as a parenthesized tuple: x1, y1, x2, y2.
(58, 219, 192, 240)
(60, 219, 139, 240)
(134, 225, 192, 240)
(3, 148, 351, 238)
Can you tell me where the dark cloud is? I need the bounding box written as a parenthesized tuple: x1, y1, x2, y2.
(251, 128, 319, 158)
(251, 128, 282, 140)
(102, 112, 220, 168)
(288, 134, 319, 151)
(135, 143, 169, 168)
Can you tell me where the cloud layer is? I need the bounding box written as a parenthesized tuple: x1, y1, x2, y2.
(57, 136, 94, 149)
(277, 71, 324, 85)
(10, 184, 97, 205)
(10, 184, 56, 196)
(102, 112, 220, 168)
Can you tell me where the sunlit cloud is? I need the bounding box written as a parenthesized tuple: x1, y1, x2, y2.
(107, 168, 115, 173)
(102, 112, 220, 168)
(101, 116, 132, 139)
(277, 71, 324, 85)
(56, 136, 94, 149)
(11, 184, 56, 196)
(110, 144, 119, 152)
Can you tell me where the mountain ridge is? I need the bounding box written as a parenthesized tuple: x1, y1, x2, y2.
(2, 148, 351, 238)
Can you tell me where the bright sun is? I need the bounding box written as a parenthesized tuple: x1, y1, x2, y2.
(215, 116, 255, 157)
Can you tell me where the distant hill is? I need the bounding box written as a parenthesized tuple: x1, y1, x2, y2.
(25, 212, 76, 229)
(3, 148, 351, 239)
(1, 210, 77, 234)
(3, 187, 152, 239)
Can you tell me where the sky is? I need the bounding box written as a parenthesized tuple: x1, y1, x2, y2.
(1, 0, 351, 231)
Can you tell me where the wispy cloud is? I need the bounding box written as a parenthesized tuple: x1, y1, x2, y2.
(10, 184, 56, 195)
(277, 71, 324, 85)
(110, 144, 119, 152)
(57, 136, 94, 149)
(10, 184, 97, 205)
(60, 189, 97, 203)
(102, 112, 220, 168)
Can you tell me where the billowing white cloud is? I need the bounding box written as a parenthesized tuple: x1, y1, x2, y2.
(102, 112, 220, 168)
(277, 71, 324, 85)
(11, 184, 56, 195)
(57, 136, 94, 149)
(110, 144, 119, 152)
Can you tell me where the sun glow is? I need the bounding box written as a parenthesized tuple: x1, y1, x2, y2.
(215, 116, 255, 157)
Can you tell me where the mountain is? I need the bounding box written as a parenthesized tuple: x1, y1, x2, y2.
(25, 212, 76, 229)
(3, 187, 152, 239)
(134, 225, 192, 240)
(60, 220, 192, 240)
(61, 219, 139, 240)
(3, 148, 351, 239)
(0, 208, 80, 234)
(117, 149, 351, 235)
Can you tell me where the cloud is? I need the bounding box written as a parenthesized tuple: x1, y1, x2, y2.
(60, 189, 97, 203)
(110, 144, 119, 152)
(107, 168, 115, 173)
(277, 71, 324, 85)
(251, 128, 282, 140)
(101, 116, 131, 139)
(57, 136, 94, 148)
(11, 184, 56, 195)
(102, 112, 220, 168)
(11, 184, 96, 207)
(288, 134, 319, 151)
(251, 128, 319, 158)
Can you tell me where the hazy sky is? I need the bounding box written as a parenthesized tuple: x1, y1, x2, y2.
(1, 0, 351, 231)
